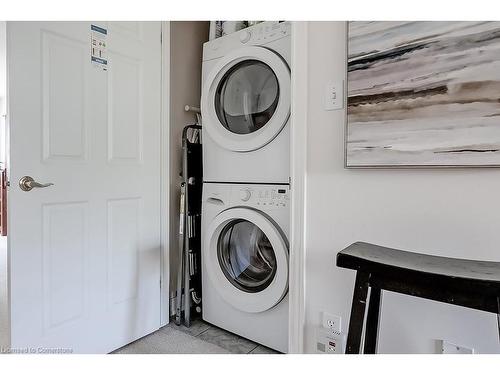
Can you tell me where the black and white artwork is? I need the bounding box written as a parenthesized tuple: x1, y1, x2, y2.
(347, 21, 500, 167)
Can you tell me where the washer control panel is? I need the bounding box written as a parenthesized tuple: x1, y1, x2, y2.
(236, 186, 289, 208)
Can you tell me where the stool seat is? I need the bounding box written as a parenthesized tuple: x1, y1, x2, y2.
(338, 242, 500, 294)
(336, 242, 500, 354)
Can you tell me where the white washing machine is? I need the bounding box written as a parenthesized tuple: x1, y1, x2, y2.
(201, 22, 291, 184)
(201, 183, 289, 352)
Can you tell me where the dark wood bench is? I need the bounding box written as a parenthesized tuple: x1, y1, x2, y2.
(336, 242, 500, 354)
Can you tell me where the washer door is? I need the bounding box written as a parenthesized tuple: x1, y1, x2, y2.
(202, 46, 290, 152)
(206, 207, 289, 313)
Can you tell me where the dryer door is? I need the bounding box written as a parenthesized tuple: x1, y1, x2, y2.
(201, 46, 290, 152)
(205, 207, 289, 313)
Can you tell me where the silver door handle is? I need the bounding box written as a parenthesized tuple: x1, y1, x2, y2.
(19, 176, 54, 192)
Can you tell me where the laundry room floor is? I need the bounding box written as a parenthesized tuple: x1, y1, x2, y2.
(0, 237, 7, 351)
(113, 318, 279, 354)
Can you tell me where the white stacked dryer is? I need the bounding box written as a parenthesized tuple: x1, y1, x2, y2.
(201, 21, 291, 353)
(201, 21, 291, 184)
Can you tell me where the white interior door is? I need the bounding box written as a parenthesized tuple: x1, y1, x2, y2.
(7, 21, 162, 353)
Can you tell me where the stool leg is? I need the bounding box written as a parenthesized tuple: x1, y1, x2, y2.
(364, 287, 382, 354)
(496, 296, 500, 344)
(346, 271, 369, 354)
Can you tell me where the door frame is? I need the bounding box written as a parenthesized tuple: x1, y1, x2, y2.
(163, 21, 310, 338)
(288, 21, 308, 354)
(160, 21, 171, 326)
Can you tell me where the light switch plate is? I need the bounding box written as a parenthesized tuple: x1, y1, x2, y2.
(324, 80, 344, 111)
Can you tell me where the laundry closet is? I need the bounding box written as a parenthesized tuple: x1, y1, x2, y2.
(169, 21, 292, 353)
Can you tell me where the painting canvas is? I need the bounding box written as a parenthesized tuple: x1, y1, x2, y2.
(347, 21, 500, 167)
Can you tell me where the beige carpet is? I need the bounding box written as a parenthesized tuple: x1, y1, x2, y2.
(0, 236, 7, 350)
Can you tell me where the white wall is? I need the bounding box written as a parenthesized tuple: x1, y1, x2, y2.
(303, 21, 500, 354)
(0, 21, 6, 166)
(0, 21, 5, 106)
(169, 22, 209, 300)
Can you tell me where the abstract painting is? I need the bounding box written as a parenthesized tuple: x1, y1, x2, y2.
(346, 21, 500, 167)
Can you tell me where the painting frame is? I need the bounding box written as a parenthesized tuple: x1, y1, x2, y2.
(345, 21, 500, 169)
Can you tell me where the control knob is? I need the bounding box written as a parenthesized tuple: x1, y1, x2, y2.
(239, 30, 252, 43)
(239, 188, 252, 201)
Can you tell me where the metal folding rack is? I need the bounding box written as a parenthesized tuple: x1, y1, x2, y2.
(174, 106, 203, 327)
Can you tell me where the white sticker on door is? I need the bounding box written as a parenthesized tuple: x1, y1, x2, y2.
(91, 24, 107, 71)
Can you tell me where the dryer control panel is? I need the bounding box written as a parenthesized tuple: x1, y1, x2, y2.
(203, 21, 291, 61)
(238, 22, 291, 45)
(236, 186, 289, 208)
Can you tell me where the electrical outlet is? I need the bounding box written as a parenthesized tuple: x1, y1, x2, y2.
(322, 312, 342, 334)
(440, 340, 474, 354)
(316, 328, 345, 354)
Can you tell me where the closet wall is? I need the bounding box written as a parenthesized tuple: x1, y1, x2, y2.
(169, 21, 209, 308)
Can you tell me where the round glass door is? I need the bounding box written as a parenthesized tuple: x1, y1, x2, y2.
(215, 60, 280, 135)
(206, 207, 289, 312)
(217, 219, 277, 293)
(202, 46, 291, 152)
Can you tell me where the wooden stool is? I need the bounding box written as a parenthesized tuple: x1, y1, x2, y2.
(337, 242, 500, 354)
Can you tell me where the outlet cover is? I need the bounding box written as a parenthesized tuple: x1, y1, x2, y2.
(316, 328, 345, 354)
(441, 340, 474, 354)
(322, 312, 342, 334)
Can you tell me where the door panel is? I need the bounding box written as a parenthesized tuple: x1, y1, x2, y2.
(42, 31, 88, 161)
(107, 198, 140, 306)
(108, 22, 143, 41)
(107, 53, 142, 162)
(42, 202, 89, 333)
(7, 21, 162, 353)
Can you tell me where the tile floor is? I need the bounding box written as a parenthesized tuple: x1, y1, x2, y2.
(0, 237, 7, 350)
(113, 318, 279, 354)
